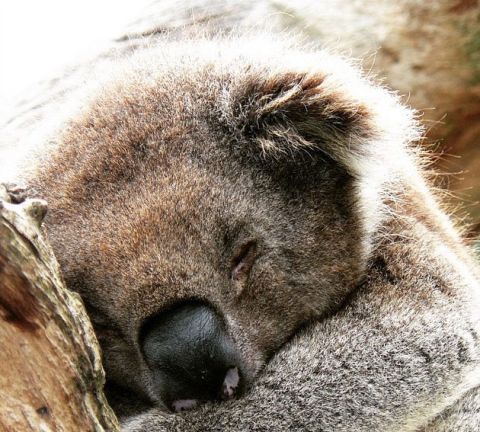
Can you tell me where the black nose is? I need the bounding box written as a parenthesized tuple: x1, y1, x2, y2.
(141, 302, 243, 411)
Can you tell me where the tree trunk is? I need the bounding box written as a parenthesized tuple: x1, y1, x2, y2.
(0, 185, 119, 432)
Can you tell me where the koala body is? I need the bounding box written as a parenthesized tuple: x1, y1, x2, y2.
(13, 34, 480, 430)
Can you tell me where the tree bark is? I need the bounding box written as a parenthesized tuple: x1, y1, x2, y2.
(0, 185, 119, 432)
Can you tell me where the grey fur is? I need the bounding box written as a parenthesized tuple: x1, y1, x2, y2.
(121, 190, 480, 431)
(4, 7, 479, 431)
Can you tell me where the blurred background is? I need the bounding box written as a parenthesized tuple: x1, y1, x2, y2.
(1, 0, 479, 233)
(0, 0, 152, 117)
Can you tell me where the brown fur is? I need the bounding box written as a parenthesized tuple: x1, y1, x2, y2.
(22, 36, 480, 425)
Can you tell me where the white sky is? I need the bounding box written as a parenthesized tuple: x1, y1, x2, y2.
(0, 0, 152, 107)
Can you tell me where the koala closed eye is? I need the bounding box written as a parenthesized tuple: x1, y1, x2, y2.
(230, 240, 258, 295)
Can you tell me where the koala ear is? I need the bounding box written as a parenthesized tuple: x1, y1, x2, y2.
(226, 62, 422, 179)
(221, 58, 423, 260)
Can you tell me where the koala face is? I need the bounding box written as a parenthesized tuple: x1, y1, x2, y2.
(29, 38, 415, 412)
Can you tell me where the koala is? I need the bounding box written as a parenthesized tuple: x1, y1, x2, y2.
(10, 34, 480, 431)
(25, 37, 372, 411)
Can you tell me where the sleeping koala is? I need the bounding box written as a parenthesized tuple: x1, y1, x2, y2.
(25, 37, 370, 412)
(15, 35, 480, 430)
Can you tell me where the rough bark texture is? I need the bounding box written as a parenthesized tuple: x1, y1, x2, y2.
(0, 185, 119, 432)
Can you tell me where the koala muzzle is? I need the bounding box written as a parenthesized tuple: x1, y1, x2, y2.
(141, 302, 244, 411)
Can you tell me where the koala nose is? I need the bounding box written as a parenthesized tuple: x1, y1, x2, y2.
(141, 302, 243, 411)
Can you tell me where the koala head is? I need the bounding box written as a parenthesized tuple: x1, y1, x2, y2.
(29, 37, 419, 412)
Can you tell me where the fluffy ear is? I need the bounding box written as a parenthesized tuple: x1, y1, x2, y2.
(225, 61, 422, 179)
(221, 57, 424, 259)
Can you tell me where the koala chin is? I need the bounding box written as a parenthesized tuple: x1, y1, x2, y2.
(22, 34, 475, 420)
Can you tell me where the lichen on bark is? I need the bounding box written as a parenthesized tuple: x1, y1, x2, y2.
(0, 184, 119, 432)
